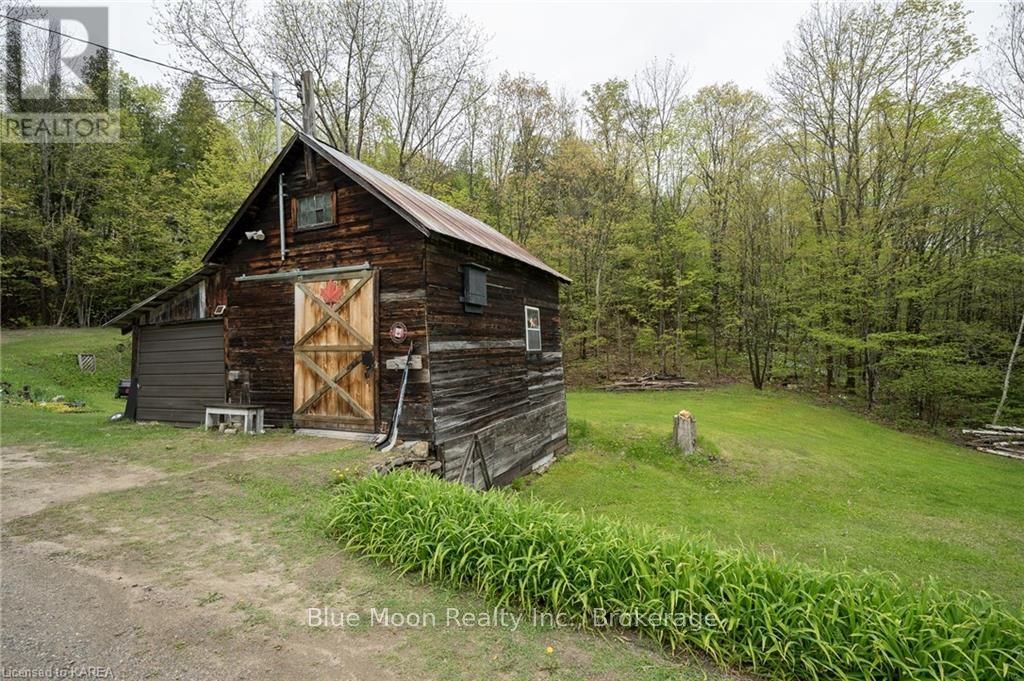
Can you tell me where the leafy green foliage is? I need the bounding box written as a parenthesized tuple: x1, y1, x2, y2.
(1, 68, 260, 328)
(4, 2, 1022, 428)
(327, 472, 1024, 680)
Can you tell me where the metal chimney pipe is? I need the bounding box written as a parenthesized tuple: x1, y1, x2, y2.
(300, 71, 317, 183)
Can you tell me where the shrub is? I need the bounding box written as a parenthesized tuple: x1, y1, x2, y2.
(326, 472, 1024, 680)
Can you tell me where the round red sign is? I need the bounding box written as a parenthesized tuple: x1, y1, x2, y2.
(389, 322, 408, 343)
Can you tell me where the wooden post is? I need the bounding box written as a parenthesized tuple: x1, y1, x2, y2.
(673, 410, 696, 454)
(300, 70, 317, 183)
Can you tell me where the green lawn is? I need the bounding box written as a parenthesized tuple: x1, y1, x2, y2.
(0, 326, 298, 470)
(2, 328, 728, 679)
(522, 387, 1024, 606)
(6, 327, 1023, 607)
(1, 326, 130, 411)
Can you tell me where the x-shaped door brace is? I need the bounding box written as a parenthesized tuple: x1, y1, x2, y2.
(294, 353, 372, 420)
(293, 272, 374, 421)
(295, 273, 373, 349)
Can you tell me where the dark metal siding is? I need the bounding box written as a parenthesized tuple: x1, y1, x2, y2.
(135, 320, 225, 425)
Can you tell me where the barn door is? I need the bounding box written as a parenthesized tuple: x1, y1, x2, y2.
(293, 270, 377, 431)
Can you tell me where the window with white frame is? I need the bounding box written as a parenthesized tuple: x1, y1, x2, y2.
(296, 192, 332, 229)
(524, 306, 541, 351)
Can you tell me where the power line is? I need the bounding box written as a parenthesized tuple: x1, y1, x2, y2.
(3, 13, 245, 88)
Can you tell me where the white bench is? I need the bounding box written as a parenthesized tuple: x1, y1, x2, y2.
(204, 404, 265, 434)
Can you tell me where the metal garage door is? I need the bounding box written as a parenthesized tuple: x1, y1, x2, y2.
(136, 320, 225, 425)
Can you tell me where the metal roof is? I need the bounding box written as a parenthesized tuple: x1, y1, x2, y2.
(104, 264, 221, 330)
(109, 133, 569, 328)
(202, 133, 569, 282)
(299, 133, 570, 283)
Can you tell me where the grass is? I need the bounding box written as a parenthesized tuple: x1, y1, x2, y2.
(0, 401, 300, 471)
(521, 387, 1024, 605)
(327, 472, 1024, 680)
(0, 327, 309, 471)
(1, 327, 731, 679)
(7, 327, 1024, 676)
(6, 447, 723, 680)
(1, 326, 131, 411)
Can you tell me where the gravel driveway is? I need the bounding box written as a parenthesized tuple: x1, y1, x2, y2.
(0, 444, 389, 681)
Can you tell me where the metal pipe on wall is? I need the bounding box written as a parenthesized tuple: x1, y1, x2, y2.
(273, 74, 285, 260)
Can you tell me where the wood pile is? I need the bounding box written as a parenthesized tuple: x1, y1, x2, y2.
(961, 424, 1024, 461)
(603, 373, 699, 392)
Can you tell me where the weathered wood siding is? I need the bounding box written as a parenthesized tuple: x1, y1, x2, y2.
(128, 139, 568, 479)
(425, 235, 568, 486)
(145, 281, 206, 325)
(207, 146, 432, 437)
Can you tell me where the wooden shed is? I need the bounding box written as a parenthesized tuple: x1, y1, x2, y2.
(108, 132, 570, 487)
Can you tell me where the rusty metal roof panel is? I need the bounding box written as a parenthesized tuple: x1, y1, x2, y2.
(302, 133, 570, 283)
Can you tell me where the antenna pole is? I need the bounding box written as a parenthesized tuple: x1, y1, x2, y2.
(272, 72, 282, 153)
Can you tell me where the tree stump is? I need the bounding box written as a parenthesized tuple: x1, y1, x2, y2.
(674, 410, 696, 454)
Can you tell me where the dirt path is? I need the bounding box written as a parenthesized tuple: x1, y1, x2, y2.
(0, 439, 352, 521)
(0, 442, 395, 680)
(0, 438, 731, 681)
(0, 540, 389, 680)
(1, 448, 165, 520)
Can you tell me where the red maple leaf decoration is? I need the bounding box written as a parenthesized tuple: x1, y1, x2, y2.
(320, 280, 344, 306)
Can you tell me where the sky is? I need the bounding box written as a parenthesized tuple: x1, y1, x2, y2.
(98, 0, 1007, 97)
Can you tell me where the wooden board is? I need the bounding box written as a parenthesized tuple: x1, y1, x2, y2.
(424, 236, 568, 485)
(292, 270, 377, 431)
(210, 151, 433, 436)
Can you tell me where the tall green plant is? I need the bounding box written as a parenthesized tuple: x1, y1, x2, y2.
(327, 472, 1024, 680)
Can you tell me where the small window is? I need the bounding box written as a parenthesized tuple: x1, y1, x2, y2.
(461, 263, 489, 313)
(296, 192, 333, 229)
(525, 306, 541, 352)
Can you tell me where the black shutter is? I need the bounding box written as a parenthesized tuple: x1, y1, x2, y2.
(460, 264, 489, 314)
